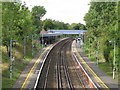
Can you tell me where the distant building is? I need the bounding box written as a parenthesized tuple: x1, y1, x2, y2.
(40, 29, 60, 44)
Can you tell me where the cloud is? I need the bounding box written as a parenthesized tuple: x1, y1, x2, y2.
(21, 0, 90, 24)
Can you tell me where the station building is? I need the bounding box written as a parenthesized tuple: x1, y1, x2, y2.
(40, 29, 87, 45)
(40, 29, 62, 45)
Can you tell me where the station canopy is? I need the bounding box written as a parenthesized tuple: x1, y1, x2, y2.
(48, 30, 87, 35)
(40, 29, 62, 37)
(40, 29, 87, 37)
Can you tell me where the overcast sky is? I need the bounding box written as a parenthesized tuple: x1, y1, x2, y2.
(21, 0, 91, 25)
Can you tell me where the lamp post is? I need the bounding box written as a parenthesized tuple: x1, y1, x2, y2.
(10, 40, 17, 79)
(9, 14, 13, 79)
(9, 1, 18, 79)
(108, 0, 118, 79)
(10, 39, 12, 79)
(109, 41, 116, 79)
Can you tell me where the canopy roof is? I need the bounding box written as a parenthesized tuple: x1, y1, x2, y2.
(48, 30, 87, 35)
(40, 29, 87, 37)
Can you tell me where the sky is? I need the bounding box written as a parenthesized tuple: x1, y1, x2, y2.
(21, 0, 91, 25)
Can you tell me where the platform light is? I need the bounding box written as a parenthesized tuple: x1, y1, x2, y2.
(10, 40, 17, 79)
(109, 41, 116, 79)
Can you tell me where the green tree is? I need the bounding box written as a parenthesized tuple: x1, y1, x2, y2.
(43, 19, 69, 30)
(2, 2, 36, 56)
(70, 23, 86, 30)
(43, 19, 54, 30)
(84, 2, 119, 71)
(32, 6, 46, 33)
(2, 2, 20, 54)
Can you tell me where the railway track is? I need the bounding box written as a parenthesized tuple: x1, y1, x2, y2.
(57, 40, 74, 89)
(35, 38, 90, 89)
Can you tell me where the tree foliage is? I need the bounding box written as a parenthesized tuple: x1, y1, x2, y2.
(43, 19, 69, 30)
(32, 6, 46, 33)
(43, 19, 86, 30)
(2, 2, 46, 55)
(84, 2, 119, 71)
(69, 23, 86, 30)
(43, 19, 54, 30)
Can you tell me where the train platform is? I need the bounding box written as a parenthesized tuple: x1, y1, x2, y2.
(13, 38, 119, 89)
(13, 38, 68, 89)
(72, 40, 119, 89)
(13, 44, 53, 89)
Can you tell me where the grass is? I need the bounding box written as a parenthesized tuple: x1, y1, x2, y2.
(98, 61, 119, 83)
(2, 41, 43, 88)
(98, 62, 112, 76)
(85, 48, 120, 83)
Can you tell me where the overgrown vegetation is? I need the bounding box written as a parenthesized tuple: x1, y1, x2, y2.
(2, 42, 43, 88)
(84, 1, 120, 81)
(2, 2, 46, 88)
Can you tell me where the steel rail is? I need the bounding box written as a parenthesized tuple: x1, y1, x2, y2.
(71, 51, 86, 89)
(72, 41, 97, 89)
(34, 38, 70, 89)
(57, 51, 62, 89)
(62, 54, 74, 89)
(35, 38, 89, 89)
(61, 40, 74, 89)
(66, 41, 86, 89)
(43, 58, 52, 89)
(56, 39, 73, 89)
(57, 40, 69, 89)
